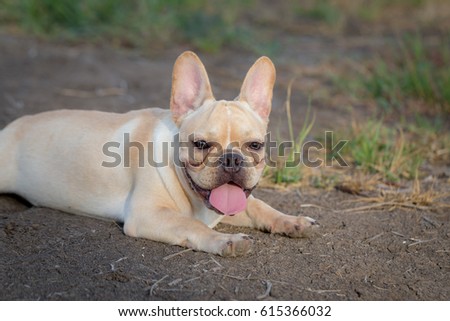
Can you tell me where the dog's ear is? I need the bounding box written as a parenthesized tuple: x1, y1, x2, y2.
(170, 51, 214, 124)
(238, 56, 276, 121)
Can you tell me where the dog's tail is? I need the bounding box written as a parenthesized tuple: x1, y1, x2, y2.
(0, 122, 19, 193)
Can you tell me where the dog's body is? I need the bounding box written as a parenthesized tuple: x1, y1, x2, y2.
(0, 52, 317, 256)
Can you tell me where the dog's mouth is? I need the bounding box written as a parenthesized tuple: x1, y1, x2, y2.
(183, 168, 254, 216)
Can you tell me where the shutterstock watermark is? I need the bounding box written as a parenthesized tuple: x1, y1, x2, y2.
(101, 131, 349, 168)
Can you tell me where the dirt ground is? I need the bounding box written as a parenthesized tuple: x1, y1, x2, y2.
(0, 34, 449, 300)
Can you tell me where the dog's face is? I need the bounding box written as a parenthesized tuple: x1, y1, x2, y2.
(170, 51, 276, 216)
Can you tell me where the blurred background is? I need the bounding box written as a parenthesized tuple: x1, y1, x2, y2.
(1, 0, 449, 53)
(2, 1, 449, 302)
(0, 0, 449, 186)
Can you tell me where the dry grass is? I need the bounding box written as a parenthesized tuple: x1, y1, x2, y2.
(341, 178, 450, 213)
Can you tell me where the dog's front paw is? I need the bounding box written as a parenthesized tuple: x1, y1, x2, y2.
(271, 215, 319, 238)
(214, 233, 253, 257)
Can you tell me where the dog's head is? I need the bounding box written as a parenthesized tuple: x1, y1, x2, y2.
(170, 51, 275, 216)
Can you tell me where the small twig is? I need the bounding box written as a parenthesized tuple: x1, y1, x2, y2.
(341, 203, 387, 213)
(422, 216, 439, 228)
(146, 275, 169, 296)
(306, 288, 341, 294)
(212, 272, 252, 281)
(391, 231, 406, 238)
(408, 238, 436, 247)
(184, 277, 201, 284)
(341, 201, 430, 213)
(390, 231, 436, 246)
(372, 284, 388, 291)
(168, 278, 183, 286)
(163, 248, 192, 261)
(110, 257, 128, 272)
(158, 288, 202, 294)
(209, 256, 224, 269)
(300, 203, 332, 211)
(365, 232, 384, 243)
(294, 190, 335, 212)
(256, 281, 273, 300)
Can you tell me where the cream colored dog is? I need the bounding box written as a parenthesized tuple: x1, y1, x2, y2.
(0, 51, 317, 256)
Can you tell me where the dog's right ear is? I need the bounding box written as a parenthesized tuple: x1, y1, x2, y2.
(170, 51, 215, 125)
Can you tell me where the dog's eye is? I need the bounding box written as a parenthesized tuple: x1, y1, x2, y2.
(248, 142, 264, 151)
(193, 140, 210, 150)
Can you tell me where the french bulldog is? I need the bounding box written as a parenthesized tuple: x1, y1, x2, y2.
(0, 51, 317, 256)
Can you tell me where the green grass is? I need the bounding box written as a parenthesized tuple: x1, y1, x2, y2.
(325, 32, 450, 184)
(354, 0, 425, 22)
(1, 0, 442, 53)
(0, 0, 253, 52)
(294, 0, 427, 30)
(264, 80, 316, 185)
(263, 78, 447, 186)
(343, 120, 426, 181)
(296, 0, 342, 26)
(360, 35, 450, 114)
(0, 0, 446, 56)
(264, 113, 446, 187)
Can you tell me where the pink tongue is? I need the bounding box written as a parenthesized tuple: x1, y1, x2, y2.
(209, 184, 247, 215)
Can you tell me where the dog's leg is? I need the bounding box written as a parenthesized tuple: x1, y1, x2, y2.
(124, 209, 253, 257)
(222, 196, 318, 237)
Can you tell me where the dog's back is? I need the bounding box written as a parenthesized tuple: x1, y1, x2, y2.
(0, 108, 172, 220)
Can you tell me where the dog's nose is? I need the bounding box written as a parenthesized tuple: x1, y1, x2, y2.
(221, 152, 244, 173)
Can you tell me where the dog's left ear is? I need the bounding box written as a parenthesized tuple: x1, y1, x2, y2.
(170, 51, 215, 124)
(238, 56, 276, 121)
